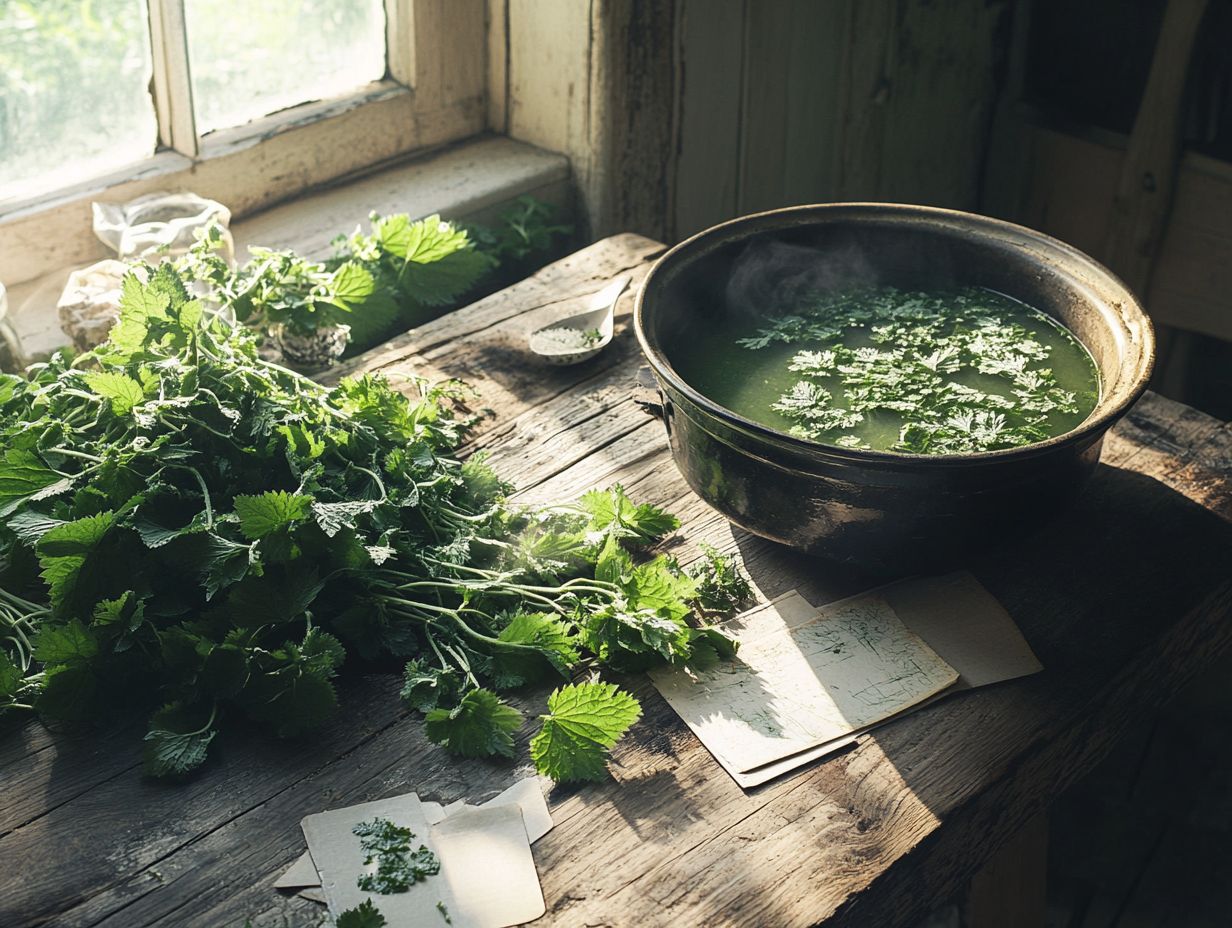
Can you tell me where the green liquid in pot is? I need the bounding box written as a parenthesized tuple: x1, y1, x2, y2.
(671, 285, 1101, 454)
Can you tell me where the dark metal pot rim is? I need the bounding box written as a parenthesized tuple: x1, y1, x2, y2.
(635, 202, 1156, 467)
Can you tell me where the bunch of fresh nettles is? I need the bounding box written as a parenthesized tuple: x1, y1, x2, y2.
(182, 199, 570, 357)
(0, 260, 748, 782)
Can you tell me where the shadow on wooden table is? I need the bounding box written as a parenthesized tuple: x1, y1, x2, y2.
(710, 460, 1232, 926)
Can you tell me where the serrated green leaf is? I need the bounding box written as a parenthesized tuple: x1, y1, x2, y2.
(629, 559, 696, 623)
(400, 660, 463, 713)
(225, 566, 323, 625)
(424, 688, 522, 758)
(0, 449, 75, 518)
(311, 498, 378, 538)
(376, 214, 468, 263)
(400, 248, 494, 306)
(492, 612, 578, 687)
(337, 900, 387, 928)
(329, 261, 375, 311)
(142, 703, 218, 777)
(594, 534, 631, 585)
(0, 652, 23, 700)
(530, 682, 641, 783)
(234, 491, 313, 540)
(5, 510, 68, 545)
(301, 627, 346, 674)
(37, 511, 115, 610)
(201, 645, 248, 698)
(36, 663, 97, 721)
(578, 485, 679, 545)
(81, 371, 145, 414)
(92, 592, 145, 632)
(242, 668, 337, 738)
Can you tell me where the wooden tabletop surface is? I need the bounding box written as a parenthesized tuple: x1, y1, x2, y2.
(3, 234, 1231, 928)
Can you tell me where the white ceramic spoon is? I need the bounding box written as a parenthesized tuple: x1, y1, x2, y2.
(528, 274, 631, 365)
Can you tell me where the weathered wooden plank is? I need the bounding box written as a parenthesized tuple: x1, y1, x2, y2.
(737, 0, 793, 213)
(3, 235, 1232, 928)
(672, 0, 745, 239)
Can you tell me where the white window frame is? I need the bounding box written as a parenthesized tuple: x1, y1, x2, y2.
(0, 0, 489, 289)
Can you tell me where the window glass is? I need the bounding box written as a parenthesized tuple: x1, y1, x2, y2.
(0, 0, 157, 203)
(185, 0, 388, 135)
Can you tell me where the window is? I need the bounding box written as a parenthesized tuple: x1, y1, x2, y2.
(0, 0, 489, 289)
(185, 0, 387, 136)
(0, 1, 158, 203)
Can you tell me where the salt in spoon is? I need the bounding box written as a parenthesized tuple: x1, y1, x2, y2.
(528, 275, 631, 365)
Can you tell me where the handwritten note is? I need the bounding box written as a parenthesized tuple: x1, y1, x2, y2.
(650, 593, 959, 773)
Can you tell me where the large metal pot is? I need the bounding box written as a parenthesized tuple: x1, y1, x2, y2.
(634, 204, 1155, 571)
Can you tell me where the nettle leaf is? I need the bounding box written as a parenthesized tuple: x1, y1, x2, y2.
(494, 611, 578, 685)
(5, 510, 68, 545)
(142, 702, 218, 778)
(32, 618, 97, 660)
(0, 652, 22, 700)
(197, 533, 256, 601)
(629, 560, 697, 623)
(687, 626, 740, 671)
(424, 688, 523, 758)
(242, 668, 338, 738)
(92, 592, 146, 632)
(134, 508, 212, 549)
(337, 899, 387, 928)
(225, 566, 324, 625)
(530, 682, 641, 783)
(36, 663, 98, 721)
(594, 534, 632, 585)
(311, 499, 379, 538)
(400, 248, 494, 306)
(81, 371, 145, 415)
(0, 449, 75, 518)
(301, 627, 346, 674)
(234, 491, 314, 540)
(579, 485, 679, 545)
(37, 511, 115, 609)
(377, 214, 469, 264)
(329, 260, 376, 310)
(400, 660, 462, 713)
(107, 272, 171, 352)
(201, 644, 248, 698)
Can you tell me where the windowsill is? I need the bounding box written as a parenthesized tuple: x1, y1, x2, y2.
(6, 135, 571, 358)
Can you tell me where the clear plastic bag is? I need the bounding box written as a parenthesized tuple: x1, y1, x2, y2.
(92, 192, 234, 263)
(56, 259, 130, 352)
(0, 281, 28, 372)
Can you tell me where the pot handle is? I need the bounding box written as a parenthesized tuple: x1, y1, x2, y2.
(632, 366, 665, 419)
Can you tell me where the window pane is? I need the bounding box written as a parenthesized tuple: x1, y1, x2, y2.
(0, 1, 156, 203)
(185, 0, 387, 135)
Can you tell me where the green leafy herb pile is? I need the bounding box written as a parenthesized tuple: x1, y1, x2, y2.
(182, 197, 570, 356)
(353, 817, 440, 894)
(0, 261, 745, 782)
(738, 285, 1099, 453)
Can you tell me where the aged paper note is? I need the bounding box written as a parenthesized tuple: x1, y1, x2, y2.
(650, 593, 959, 773)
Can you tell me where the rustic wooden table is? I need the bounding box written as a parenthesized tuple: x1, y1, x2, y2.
(3, 235, 1231, 928)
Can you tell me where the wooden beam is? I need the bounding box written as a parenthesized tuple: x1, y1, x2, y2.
(1102, 0, 1210, 296)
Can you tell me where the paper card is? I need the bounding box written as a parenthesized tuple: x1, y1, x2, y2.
(721, 589, 819, 641)
(481, 778, 553, 844)
(299, 887, 327, 905)
(280, 778, 555, 900)
(424, 801, 447, 825)
(650, 594, 959, 773)
(274, 850, 319, 890)
(431, 805, 546, 928)
(301, 793, 448, 926)
(723, 572, 1043, 787)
